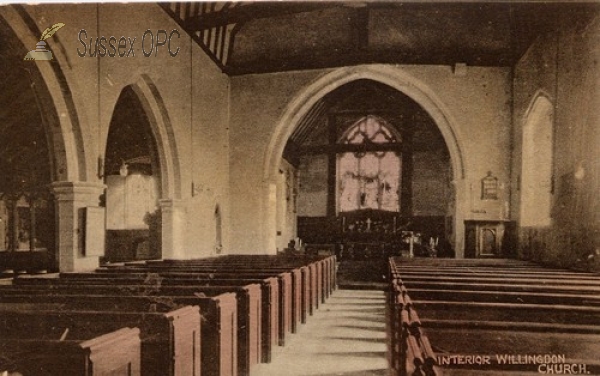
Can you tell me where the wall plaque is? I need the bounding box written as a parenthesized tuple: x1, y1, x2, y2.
(481, 171, 498, 200)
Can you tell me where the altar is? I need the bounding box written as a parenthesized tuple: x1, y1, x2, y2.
(298, 209, 446, 260)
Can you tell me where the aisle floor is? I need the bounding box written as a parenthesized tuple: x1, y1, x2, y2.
(252, 289, 389, 376)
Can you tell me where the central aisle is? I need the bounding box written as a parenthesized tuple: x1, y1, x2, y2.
(252, 289, 389, 376)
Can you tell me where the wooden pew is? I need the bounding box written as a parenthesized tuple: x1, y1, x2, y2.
(388, 257, 600, 376)
(7, 281, 259, 376)
(394, 280, 600, 295)
(140, 254, 333, 308)
(0, 327, 140, 376)
(390, 257, 545, 268)
(394, 268, 600, 279)
(58, 272, 280, 363)
(412, 300, 600, 326)
(98, 253, 337, 340)
(423, 323, 600, 375)
(0, 292, 236, 376)
(116, 263, 313, 317)
(91, 269, 295, 338)
(388, 286, 439, 376)
(395, 274, 600, 287)
(405, 287, 600, 306)
(96, 265, 306, 332)
(0, 305, 199, 376)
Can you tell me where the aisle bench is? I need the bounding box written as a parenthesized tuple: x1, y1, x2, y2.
(0, 290, 235, 376)
(8, 281, 258, 376)
(388, 257, 600, 376)
(0, 327, 140, 376)
(90, 269, 298, 337)
(34, 272, 280, 363)
(0, 305, 199, 376)
(0, 254, 336, 376)
(110, 263, 314, 320)
(388, 282, 439, 376)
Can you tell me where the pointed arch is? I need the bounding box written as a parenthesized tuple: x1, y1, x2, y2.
(264, 65, 468, 255)
(520, 91, 554, 227)
(129, 74, 182, 199)
(0, 5, 86, 182)
(265, 65, 465, 184)
(337, 115, 403, 213)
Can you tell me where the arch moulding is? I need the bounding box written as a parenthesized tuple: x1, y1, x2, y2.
(1, 5, 86, 182)
(129, 74, 183, 200)
(264, 64, 468, 256)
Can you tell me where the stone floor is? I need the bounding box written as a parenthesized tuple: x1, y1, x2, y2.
(252, 289, 389, 376)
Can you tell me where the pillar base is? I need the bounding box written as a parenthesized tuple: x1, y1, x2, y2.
(159, 199, 187, 259)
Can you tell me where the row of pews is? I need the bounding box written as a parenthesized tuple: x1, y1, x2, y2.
(388, 257, 600, 376)
(0, 254, 336, 376)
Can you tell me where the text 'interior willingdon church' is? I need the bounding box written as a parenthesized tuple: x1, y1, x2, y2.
(0, 1, 599, 376)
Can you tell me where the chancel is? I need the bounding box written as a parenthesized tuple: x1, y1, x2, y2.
(0, 1, 599, 376)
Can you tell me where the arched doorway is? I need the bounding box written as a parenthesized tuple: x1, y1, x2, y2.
(286, 80, 454, 260)
(0, 15, 57, 273)
(103, 86, 162, 262)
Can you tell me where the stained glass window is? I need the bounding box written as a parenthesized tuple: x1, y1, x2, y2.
(337, 116, 401, 212)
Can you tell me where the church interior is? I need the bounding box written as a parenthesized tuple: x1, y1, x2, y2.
(0, 1, 599, 375)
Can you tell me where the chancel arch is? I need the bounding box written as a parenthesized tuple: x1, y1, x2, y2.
(266, 66, 465, 257)
(274, 78, 455, 259)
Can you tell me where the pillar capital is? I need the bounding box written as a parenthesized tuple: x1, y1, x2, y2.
(52, 181, 106, 201)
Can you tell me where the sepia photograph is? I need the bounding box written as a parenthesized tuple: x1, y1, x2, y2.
(0, 0, 599, 375)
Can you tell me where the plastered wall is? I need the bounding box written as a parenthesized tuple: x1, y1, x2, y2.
(229, 65, 512, 255)
(513, 11, 600, 269)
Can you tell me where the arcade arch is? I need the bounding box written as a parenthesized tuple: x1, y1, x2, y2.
(0, 9, 87, 271)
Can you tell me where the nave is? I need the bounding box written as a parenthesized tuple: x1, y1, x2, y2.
(2, 255, 600, 375)
(0, 254, 335, 376)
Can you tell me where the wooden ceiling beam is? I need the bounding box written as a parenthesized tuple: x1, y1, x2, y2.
(183, 2, 335, 30)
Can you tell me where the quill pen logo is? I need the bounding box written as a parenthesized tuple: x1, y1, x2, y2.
(24, 23, 65, 61)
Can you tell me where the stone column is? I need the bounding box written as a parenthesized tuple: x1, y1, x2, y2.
(52, 181, 105, 272)
(454, 178, 467, 258)
(159, 199, 187, 259)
